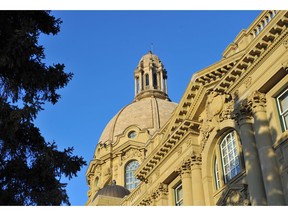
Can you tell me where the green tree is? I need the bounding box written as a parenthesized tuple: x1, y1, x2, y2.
(0, 11, 86, 205)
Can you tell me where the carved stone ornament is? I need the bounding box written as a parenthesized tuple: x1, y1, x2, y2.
(190, 153, 202, 167)
(219, 96, 235, 122)
(177, 146, 182, 156)
(199, 91, 233, 151)
(121, 148, 142, 162)
(232, 97, 250, 120)
(244, 76, 252, 88)
(247, 90, 267, 113)
(186, 137, 192, 148)
(155, 169, 160, 178)
(216, 184, 251, 206)
(151, 183, 168, 200)
(283, 39, 288, 49)
(140, 196, 153, 206)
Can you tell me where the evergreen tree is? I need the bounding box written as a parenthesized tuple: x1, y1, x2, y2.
(0, 11, 86, 205)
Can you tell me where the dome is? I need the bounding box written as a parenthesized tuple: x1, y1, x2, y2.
(99, 97, 177, 143)
(138, 50, 161, 65)
(93, 184, 130, 200)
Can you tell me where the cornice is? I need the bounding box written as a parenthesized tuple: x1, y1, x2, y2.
(214, 11, 288, 94)
(135, 119, 200, 182)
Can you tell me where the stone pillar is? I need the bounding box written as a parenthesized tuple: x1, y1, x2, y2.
(134, 77, 137, 96)
(164, 78, 168, 94)
(248, 91, 285, 205)
(235, 103, 267, 205)
(160, 70, 164, 92)
(179, 161, 193, 206)
(139, 71, 143, 91)
(190, 154, 205, 205)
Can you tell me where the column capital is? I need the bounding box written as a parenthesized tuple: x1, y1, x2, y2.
(151, 183, 168, 201)
(190, 153, 202, 168)
(248, 91, 267, 113)
(233, 99, 253, 126)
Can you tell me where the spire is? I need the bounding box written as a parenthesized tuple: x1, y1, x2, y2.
(134, 51, 170, 101)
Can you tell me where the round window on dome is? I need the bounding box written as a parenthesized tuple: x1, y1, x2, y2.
(128, 131, 137, 139)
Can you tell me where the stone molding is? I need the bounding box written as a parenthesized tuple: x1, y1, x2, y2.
(282, 60, 288, 72)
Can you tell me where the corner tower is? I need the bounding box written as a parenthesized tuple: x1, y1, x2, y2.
(134, 51, 169, 101)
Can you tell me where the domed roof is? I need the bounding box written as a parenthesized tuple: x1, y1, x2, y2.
(99, 97, 177, 143)
(138, 50, 161, 64)
(93, 184, 130, 200)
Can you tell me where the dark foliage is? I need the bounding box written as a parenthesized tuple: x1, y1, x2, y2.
(0, 11, 86, 205)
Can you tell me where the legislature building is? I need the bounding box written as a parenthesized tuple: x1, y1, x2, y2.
(85, 10, 288, 206)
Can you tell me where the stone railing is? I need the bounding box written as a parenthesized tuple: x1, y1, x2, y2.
(249, 10, 278, 38)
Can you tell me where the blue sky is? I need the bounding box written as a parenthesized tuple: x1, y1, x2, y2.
(34, 10, 262, 206)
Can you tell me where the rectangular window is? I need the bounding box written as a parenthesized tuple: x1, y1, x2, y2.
(277, 87, 288, 131)
(174, 184, 183, 206)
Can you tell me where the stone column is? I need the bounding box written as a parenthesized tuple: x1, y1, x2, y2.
(160, 70, 164, 92)
(134, 77, 137, 96)
(179, 161, 193, 206)
(190, 154, 205, 205)
(139, 71, 143, 91)
(235, 103, 267, 205)
(248, 91, 285, 205)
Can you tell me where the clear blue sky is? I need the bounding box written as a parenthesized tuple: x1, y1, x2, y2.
(35, 10, 262, 206)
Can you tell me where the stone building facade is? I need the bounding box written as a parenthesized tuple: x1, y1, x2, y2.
(86, 10, 288, 206)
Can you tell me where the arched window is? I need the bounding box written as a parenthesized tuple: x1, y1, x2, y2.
(219, 131, 242, 183)
(153, 72, 157, 89)
(125, 160, 140, 190)
(94, 177, 99, 188)
(145, 74, 149, 86)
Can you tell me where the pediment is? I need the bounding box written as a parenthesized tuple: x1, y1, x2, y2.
(217, 184, 250, 206)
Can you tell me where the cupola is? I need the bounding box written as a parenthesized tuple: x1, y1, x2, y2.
(134, 51, 170, 101)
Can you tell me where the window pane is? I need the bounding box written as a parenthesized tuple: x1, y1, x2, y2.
(220, 131, 242, 183)
(284, 112, 288, 129)
(175, 184, 183, 206)
(125, 160, 140, 190)
(279, 90, 288, 112)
